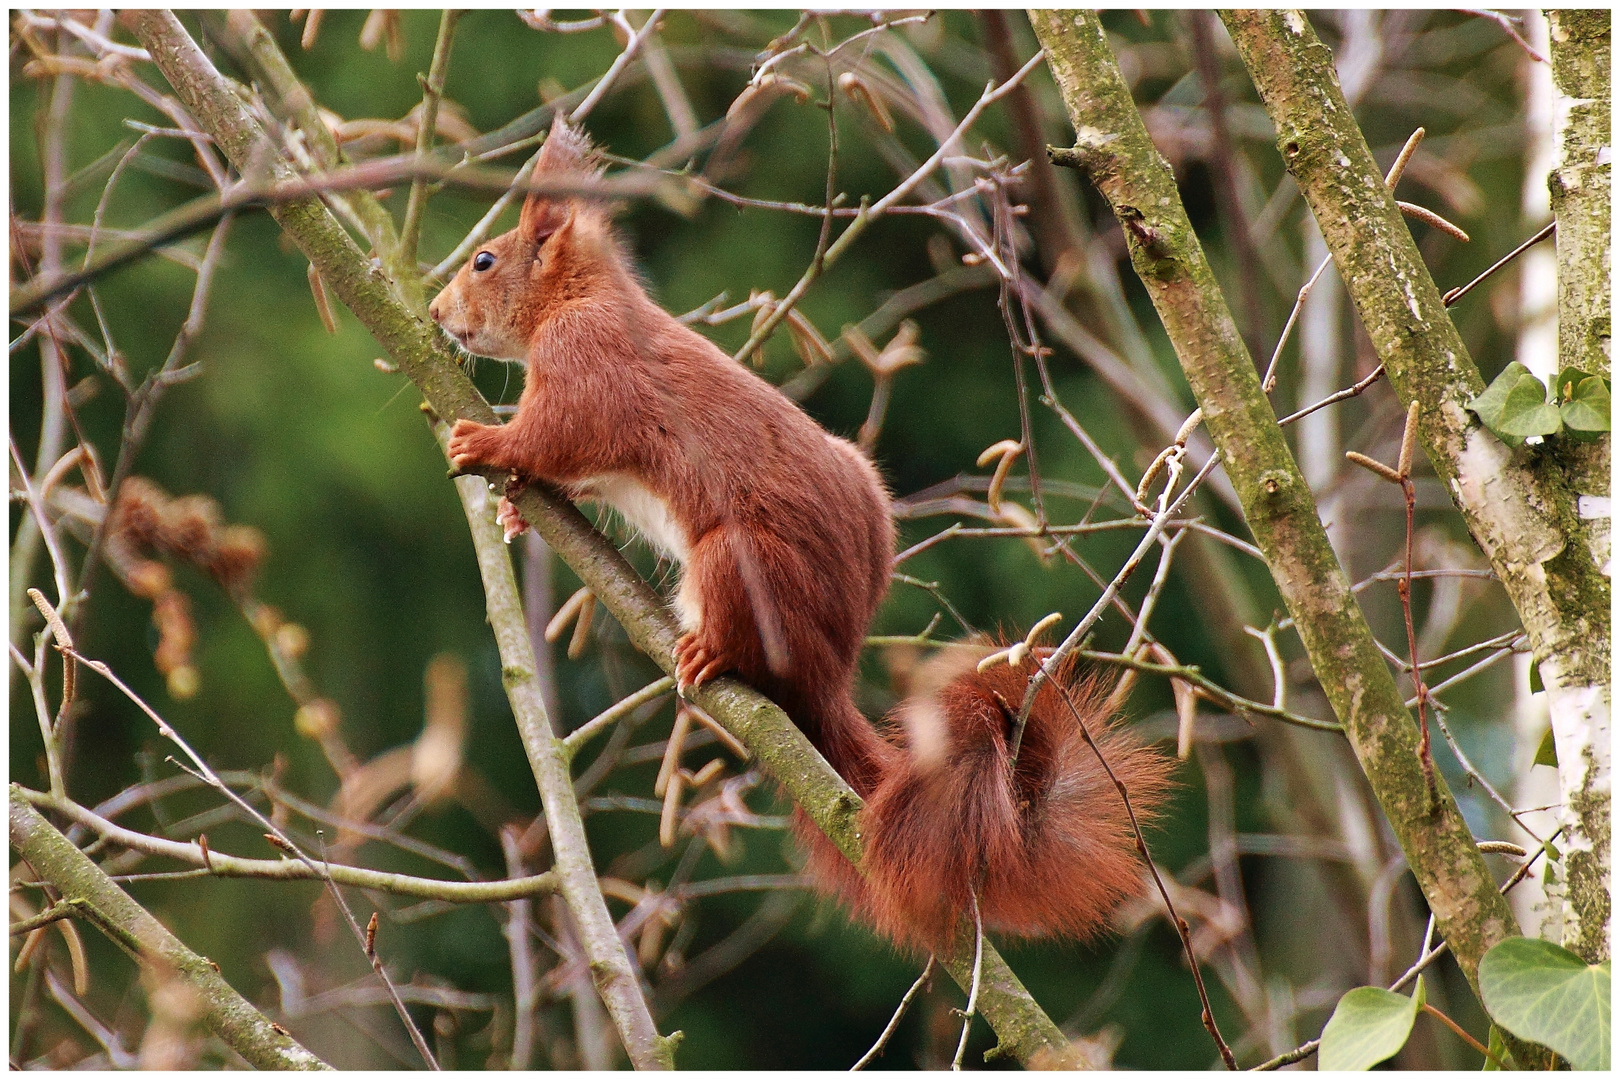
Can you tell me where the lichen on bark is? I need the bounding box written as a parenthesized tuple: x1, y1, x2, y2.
(1030, 9, 1523, 1011)
(1219, 6, 1610, 966)
(1545, 8, 1612, 964)
(122, 8, 1072, 1066)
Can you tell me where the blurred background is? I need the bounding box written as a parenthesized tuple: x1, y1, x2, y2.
(12, 9, 1556, 1069)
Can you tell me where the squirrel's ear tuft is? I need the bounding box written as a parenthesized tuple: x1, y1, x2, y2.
(534, 114, 599, 176)
(519, 115, 599, 242)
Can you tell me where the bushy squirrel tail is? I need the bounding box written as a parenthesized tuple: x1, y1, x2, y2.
(796, 647, 1175, 955)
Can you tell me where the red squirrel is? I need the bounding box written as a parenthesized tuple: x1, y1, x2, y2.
(430, 118, 1172, 953)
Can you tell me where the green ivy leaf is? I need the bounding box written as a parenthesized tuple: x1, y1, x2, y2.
(1560, 376, 1611, 433)
(1482, 1024, 1516, 1070)
(1534, 726, 1558, 767)
(1496, 374, 1563, 438)
(1529, 659, 1544, 693)
(1554, 367, 1595, 402)
(1319, 980, 1423, 1070)
(1479, 937, 1611, 1071)
(1467, 362, 1534, 429)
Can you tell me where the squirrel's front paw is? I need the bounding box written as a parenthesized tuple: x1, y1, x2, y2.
(447, 418, 498, 471)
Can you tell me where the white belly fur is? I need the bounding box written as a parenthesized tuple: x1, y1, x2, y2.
(572, 475, 700, 632)
(574, 474, 690, 562)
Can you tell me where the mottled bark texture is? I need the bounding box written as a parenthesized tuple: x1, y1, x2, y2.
(123, 10, 671, 1067)
(1219, 7, 1609, 966)
(10, 795, 331, 1070)
(1029, 10, 1524, 1006)
(450, 458, 676, 1069)
(123, 9, 1073, 1067)
(1544, 7, 1611, 965)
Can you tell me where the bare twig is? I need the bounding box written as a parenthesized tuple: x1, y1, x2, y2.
(1457, 8, 1549, 64)
(1053, 681, 1237, 1069)
(735, 53, 842, 366)
(1276, 364, 1385, 426)
(14, 785, 561, 903)
(851, 956, 935, 1070)
(1441, 220, 1555, 306)
(950, 892, 985, 1071)
(1011, 454, 1221, 750)
(57, 643, 441, 1068)
(398, 9, 462, 272)
(569, 9, 666, 124)
(562, 677, 676, 758)
(731, 49, 1047, 363)
(501, 827, 541, 1069)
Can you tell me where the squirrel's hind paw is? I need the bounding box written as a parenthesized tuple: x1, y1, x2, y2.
(674, 632, 734, 691)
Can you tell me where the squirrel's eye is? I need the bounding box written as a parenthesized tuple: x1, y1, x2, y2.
(473, 251, 496, 272)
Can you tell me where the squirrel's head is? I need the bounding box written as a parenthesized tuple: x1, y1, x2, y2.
(429, 116, 606, 362)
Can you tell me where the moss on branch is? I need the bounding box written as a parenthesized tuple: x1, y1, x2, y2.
(1030, 9, 1523, 1018)
(11, 794, 331, 1070)
(123, 9, 1072, 1067)
(1219, 7, 1609, 969)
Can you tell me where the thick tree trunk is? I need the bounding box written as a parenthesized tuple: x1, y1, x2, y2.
(1219, 7, 1611, 967)
(1544, 7, 1611, 965)
(1029, 10, 1524, 1013)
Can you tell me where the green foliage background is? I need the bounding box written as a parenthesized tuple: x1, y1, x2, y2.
(12, 10, 1543, 1069)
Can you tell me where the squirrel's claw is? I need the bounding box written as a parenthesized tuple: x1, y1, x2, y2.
(496, 497, 529, 542)
(674, 632, 731, 692)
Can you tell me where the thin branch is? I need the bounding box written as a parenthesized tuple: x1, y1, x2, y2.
(562, 676, 676, 758)
(568, 9, 666, 124)
(1457, 8, 1549, 64)
(950, 893, 985, 1071)
(1441, 220, 1555, 307)
(442, 421, 673, 1069)
(734, 53, 841, 365)
(9, 439, 72, 614)
(852, 956, 935, 1070)
(732, 49, 1047, 363)
(71, 212, 234, 636)
(1053, 681, 1237, 1069)
(1275, 364, 1385, 426)
(399, 8, 462, 272)
(9, 797, 331, 1069)
(13, 158, 675, 314)
(501, 828, 541, 1070)
(15, 786, 561, 903)
(1011, 454, 1221, 755)
(61, 641, 441, 1068)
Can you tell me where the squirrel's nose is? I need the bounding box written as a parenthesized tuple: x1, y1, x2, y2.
(428, 301, 442, 324)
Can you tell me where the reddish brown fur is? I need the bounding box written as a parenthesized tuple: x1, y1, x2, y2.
(431, 119, 1172, 956)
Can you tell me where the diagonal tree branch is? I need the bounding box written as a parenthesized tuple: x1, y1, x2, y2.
(1218, 7, 1609, 967)
(443, 427, 677, 1069)
(10, 795, 331, 1070)
(1028, 9, 1526, 1036)
(120, 9, 1074, 1068)
(121, 10, 670, 1068)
